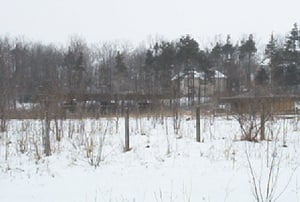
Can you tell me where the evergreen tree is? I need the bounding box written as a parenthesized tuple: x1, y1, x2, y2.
(221, 36, 238, 94)
(210, 42, 223, 68)
(157, 41, 176, 92)
(222, 35, 235, 61)
(239, 34, 257, 89)
(64, 47, 76, 69)
(158, 41, 176, 66)
(115, 51, 127, 73)
(176, 35, 199, 70)
(64, 47, 86, 93)
(114, 51, 128, 92)
(239, 34, 257, 61)
(143, 49, 156, 93)
(283, 23, 300, 87)
(197, 50, 210, 71)
(145, 49, 154, 66)
(265, 33, 277, 62)
(255, 67, 269, 86)
(75, 52, 85, 71)
(285, 23, 299, 54)
(285, 63, 298, 86)
(265, 33, 278, 86)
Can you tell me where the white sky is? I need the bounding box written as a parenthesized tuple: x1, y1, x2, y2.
(1, 0, 300, 46)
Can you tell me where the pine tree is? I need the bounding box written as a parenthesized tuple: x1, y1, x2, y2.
(143, 49, 155, 94)
(239, 34, 257, 89)
(285, 23, 299, 54)
(222, 35, 235, 61)
(176, 35, 199, 105)
(75, 52, 85, 71)
(283, 23, 300, 87)
(145, 49, 154, 66)
(176, 35, 199, 70)
(222, 35, 237, 94)
(210, 42, 223, 68)
(115, 51, 127, 73)
(114, 51, 128, 93)
(64, 47, 86, 93)
(255, 67, 269, 86)
(285, 63, 298, 86)
(265, 33, 278, 87)
(157, 41, 176, 93)
(265, 33, 277, 62)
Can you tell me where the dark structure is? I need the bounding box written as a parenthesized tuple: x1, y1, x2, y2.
(220, 88, 300, 141)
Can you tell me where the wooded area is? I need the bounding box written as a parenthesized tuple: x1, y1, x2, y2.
(1, 23, 300, 116)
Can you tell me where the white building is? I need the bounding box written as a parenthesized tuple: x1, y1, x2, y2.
(172, 70, 227, 98)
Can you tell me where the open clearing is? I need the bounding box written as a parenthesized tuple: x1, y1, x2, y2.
(0, 115, 300, 202)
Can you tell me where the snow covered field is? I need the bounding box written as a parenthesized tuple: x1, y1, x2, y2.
(0, 115, 300, 202)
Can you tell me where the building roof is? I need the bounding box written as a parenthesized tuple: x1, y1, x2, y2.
(171, 70, 226, 81)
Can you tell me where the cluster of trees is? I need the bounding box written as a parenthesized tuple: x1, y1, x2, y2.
(264, 23, 300, 89)
(1, 24, 300, 109)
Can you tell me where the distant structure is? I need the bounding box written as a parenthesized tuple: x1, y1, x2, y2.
(220, 88, 300, 115)
(172, 69, 227, 105)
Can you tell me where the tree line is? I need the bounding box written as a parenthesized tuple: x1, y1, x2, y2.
(1, 23, 300, 110)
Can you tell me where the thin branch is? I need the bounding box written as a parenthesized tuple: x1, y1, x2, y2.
(245, 143, 260, 202)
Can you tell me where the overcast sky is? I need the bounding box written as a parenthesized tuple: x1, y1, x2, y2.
(1, 0, 300, 46)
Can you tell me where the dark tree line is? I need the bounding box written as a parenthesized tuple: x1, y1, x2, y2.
(0, 24, 300, 112)
(264, 23, 300, 90)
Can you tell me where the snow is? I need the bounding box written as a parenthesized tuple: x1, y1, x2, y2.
(16, 102, 40, 110)
(214, 70, 227, 79)
(172, 70, 226, 81)
(0, 115, 300, 201)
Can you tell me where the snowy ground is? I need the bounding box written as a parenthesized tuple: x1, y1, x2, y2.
(1, 115, 300, 202)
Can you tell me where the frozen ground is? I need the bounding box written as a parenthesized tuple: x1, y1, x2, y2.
(0, 115, 300, 202)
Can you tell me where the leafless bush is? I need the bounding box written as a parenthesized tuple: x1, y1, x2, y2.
(4, 130, 11, 162)
(54, 117, 63, 142)
(42, 112, 51, 156)
(85, 120, 109, 167)
(0, 112, 8, 132)
(16, 120, 32, 154)
(237, 114, 260, 141)
(31, 127, 42, 161)
(173, 110, 181, 138)
(17, 134, 27, 154)
(68, 119, 75, 139)
(165, 117, 170, 155)
(246, 130, 295, 202)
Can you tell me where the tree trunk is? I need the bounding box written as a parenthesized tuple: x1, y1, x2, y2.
(44, 111, 51, 156)
(124, 108, 130, 152)
(260, 103, 265, 141)
(196, 107, 201, 142)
